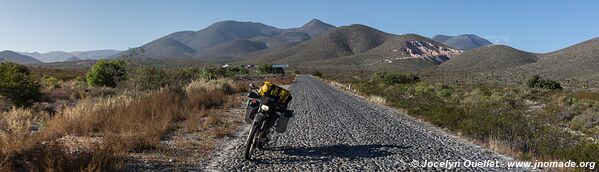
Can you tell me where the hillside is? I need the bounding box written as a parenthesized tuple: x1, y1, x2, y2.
(70, 50, 122, 60)
(65, 56, 82, 62)
(119, 19, 336, 60)
(242, 24, 392, 64)
(362, 34, 462, 63)
(307, 34, 461, 73)
(239, 25, 461, 73)
(0, 50, 43, 64)
(438, 45, 537, 73)
(179, 21, 280, 51)
(140, 38, 197, 58)
(432, 34, 493, 51)
(513, 37, 599, 80)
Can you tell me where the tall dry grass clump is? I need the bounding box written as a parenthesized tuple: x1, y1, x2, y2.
(0, 108, 48, 134)
(0, 77, 249, 171)
(185, 79, 243, 110)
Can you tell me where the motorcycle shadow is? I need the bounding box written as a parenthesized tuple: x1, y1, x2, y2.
(251, 144, 411, 164)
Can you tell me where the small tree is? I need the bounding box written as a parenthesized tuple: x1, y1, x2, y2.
(311, 70, 323, 77)
(199, 67, 217, 80)
(526, 75, 542, 88)
(127, 65, 167, 91)
(0, 62, 42, 107)
(257, 64, 274, 74)
(526, 75, 562, 90)
(86, 60, 127, 87)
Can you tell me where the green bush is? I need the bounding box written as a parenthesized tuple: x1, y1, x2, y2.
(223, 66, 249, 76)
(199, 67, 217, 80)
(127, 65, 167, 91)
(0, 62, 42, 107)
(371, 72, 420, 85)
(526, 75, 562, 90)
(167, 67, 199, 86)
(86, 60, 127, 87)
(257, 64, 284, 74)
(353, 79, 598, 163)
(311, 70, 323, 77)
(42, 76, 60, 89)
(257, 64, 274, 74)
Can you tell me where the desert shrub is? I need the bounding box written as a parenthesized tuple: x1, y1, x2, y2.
(221, 66, 249, 77)
(0, 107, 48, 134)
(42, 76, 60, 89)
(160, 67, 199, 87)
(74, 76, 87, 86)
(526, 75, 562, 90)
(352, 78, 599, 163)
(371, 72, 419, 85)
(185, 78, 242, 110)
(126, 65, 167, 91)
(0, 62, 43, 107)
(311, 70, 323, 77)
(199, 67, 217, 80)
(0, 77, 246, 171)
(436, 88, 453, 98)
(186, 79, 235, 95)
(86, 60, 126, 87)
(30, 68, 87, 81)
(257, 64, 274, 74)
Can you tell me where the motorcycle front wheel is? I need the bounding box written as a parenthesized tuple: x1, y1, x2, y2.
(244, 122, 260, 160)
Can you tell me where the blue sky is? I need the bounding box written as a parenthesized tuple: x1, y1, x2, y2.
(1, 0, 598, 53)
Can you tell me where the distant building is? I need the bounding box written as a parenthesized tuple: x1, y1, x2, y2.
(272, 64, 289, 68)
(272, 64, 289, 74)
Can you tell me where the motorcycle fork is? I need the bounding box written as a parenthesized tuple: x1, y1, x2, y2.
(252, 113, 267, 139)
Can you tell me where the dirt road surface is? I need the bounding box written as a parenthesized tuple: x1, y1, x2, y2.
(206, 75, 521, 171)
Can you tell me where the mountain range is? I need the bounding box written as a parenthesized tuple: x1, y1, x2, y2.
(436, 37, 599, 85)
(237, 24, 463, 73)
(119, 19, 479, 72)
(19, 50, 121, 63)
(0, 50, 43, 64)
(4, 18, 598, 86)
(118, 19, 336, 62)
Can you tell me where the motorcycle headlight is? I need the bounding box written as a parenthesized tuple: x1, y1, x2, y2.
(260, 105, 270, 112)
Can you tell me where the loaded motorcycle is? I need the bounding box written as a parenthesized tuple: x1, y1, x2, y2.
(244, 84, 293, 160)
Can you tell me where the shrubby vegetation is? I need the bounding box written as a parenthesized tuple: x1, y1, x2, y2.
(311, 70, 322, 77)
(125, 65, 167, 91)
(0, 57, 294, 170)
(1, 72, 251, 171)
(257, 64, 274, 74)
(0, 62, 42, 107)
(370, 72, 420, 85)
(199, 66, 249, 80)
(348, 74, 598, 164)
(257, 64, 284, 74)
(86, 59, 127, 87)
(526, 75, 562, 90)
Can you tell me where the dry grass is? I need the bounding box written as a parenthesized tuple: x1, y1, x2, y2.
(0, 108, 48, 134)
(367, 95, 387, 105)
(0, 78, 246, 171)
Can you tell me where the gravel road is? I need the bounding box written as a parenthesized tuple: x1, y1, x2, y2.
(206, 75, 522, 171)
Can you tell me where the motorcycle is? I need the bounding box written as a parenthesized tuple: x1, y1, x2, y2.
(244, 84, 293, 160)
